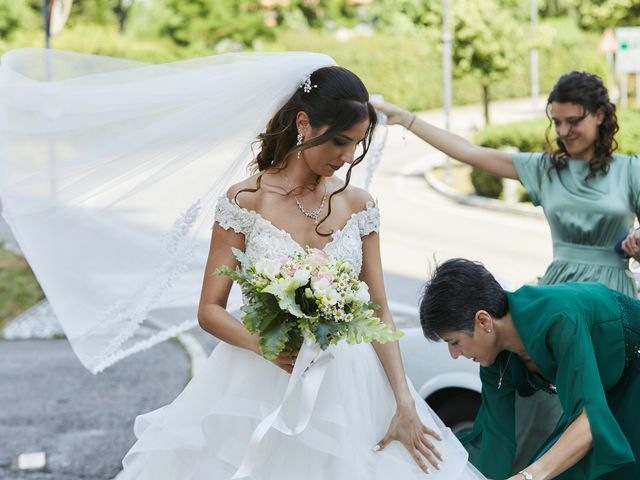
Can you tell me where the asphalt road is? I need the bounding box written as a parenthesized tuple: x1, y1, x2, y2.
(0, 339, 189, 480)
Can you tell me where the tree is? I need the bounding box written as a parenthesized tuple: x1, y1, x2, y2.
(451, 0, 526, 125)
(538, 0, 574, 17)
(158, 0, 274, 48)
(113, 0, 136, 33)
(69, 0, 136, 32)
(293, 0, 360, 28)
(575, 0, 640, 30)
(70, 0, 114, 25)
(0, 0, 37, 39)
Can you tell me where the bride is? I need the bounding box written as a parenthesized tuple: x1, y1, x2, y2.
(0, 50, 483, 479)
(119, 66, 482, 479)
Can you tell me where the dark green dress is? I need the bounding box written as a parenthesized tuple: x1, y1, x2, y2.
(463, 283, 640, 479)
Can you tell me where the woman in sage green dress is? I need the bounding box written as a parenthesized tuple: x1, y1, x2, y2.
(378, 71, 640, 292)
(420, 258, 640, 480)
(377, 71, 640, 472)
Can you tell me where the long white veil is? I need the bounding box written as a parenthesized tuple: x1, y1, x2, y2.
(0, 49, 387, 373)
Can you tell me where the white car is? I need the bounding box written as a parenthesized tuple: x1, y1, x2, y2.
(392, 302, 481, 434)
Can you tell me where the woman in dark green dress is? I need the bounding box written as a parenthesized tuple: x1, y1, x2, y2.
(420, 258, 640, 480)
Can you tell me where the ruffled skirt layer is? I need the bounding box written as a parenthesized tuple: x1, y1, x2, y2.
(119, 341, 484, 479)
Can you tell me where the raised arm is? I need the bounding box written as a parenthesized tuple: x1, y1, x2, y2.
(359, 228, 443, 473)
(376, 102, 519, 180)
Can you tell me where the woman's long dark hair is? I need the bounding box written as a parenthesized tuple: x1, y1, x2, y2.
(544, 71, 619, 180)
(236, 66, 377, 236)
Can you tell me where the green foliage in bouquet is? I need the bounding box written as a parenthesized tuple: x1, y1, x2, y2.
(216, 247, 402, 360)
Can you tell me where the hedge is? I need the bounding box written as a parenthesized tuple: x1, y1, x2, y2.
(474, 108, 640, 155)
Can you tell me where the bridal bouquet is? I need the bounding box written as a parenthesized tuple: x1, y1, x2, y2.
(216, 247, 402, 359)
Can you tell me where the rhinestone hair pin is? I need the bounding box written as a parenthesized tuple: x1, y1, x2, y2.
(300, 73, 318, 93)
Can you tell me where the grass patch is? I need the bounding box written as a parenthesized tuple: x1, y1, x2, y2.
(0, 245, 44, 331)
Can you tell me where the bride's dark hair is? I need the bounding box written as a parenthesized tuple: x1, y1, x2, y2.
(237, 66, 377, 236)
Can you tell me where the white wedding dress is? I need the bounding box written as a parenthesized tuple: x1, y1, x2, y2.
(118, 196, 484, 480)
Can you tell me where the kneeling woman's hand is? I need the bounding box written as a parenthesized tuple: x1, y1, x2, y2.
(375, 402, 443, 473)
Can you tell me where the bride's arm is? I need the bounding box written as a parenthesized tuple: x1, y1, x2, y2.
(360, 231, 443, 473)
(198, 224, 258, 351)
(197, 223, 296, 373)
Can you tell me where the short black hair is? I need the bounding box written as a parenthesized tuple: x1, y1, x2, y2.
(419, 258, 508, 341)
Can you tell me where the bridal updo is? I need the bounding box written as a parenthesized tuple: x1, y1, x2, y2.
(251, 65, 377, 173)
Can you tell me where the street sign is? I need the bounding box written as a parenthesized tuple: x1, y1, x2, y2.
(599, 28, 618, 53)
(615, 27, 640, 73)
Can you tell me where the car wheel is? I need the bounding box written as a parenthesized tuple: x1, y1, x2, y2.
(428, 389, 481, 435)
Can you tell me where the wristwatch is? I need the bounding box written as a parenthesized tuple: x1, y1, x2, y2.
(518, 471, 533, 480)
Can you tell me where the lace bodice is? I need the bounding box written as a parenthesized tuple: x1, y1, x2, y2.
(214, 196, 379, 276)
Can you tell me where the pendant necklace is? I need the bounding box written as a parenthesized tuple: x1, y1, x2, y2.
(284, 175, 328, 225)
(497, 352, 513, 390)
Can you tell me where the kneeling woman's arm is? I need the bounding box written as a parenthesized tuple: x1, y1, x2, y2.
(509, 408, 592, 480)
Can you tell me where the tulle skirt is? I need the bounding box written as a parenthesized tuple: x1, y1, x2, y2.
(119, 340, 484, 479)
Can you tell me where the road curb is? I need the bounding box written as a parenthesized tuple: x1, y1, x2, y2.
(177, 331, 208, 376)
(424, 162, 545, 219)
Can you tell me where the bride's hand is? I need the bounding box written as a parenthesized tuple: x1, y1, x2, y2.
(269, 351, 298, 374)
(375, 403, 443, 474)
(370, 100, 413, 127)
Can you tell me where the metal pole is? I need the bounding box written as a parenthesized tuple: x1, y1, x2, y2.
(443, 0, 453, 184)
(42, 0, 57, 203)
(43, 0, 50, 48)
(530, 0, 539, 111)
(621, 72, 628, 109)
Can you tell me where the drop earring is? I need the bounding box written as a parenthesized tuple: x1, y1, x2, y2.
(296, 132, 304, 160)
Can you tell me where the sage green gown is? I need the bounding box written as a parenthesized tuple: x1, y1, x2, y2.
(466, 283, 640, 479)
(512, 152, 640, 297)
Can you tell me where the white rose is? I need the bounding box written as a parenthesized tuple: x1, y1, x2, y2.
(255, 258, 281, 280)
(322, 288, 340, 306)
(293, 268, 312, 285)
(311, 276, 331, 293)
(355, 282, 370, 303)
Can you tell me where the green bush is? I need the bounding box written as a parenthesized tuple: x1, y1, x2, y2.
(474, 109, 640, 155)
(262, 29, 440, 111)
(615, 110, 640, 155)
(470, 167, 503, 198)
(475, 117, 549, 151)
